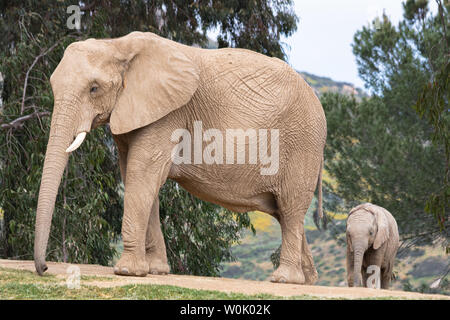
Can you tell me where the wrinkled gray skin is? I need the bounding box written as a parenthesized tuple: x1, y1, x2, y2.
(34, 32, 327, 284)
(346, 203, 399, 289)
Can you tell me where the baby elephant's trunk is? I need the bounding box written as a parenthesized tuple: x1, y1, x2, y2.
(353, 247, 365, 287)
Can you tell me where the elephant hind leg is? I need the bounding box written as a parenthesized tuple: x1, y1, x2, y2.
(301, 231, 318, 284)
(271, 190, 315, 285)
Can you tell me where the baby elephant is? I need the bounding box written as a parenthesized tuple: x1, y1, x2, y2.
(346, 203, 399, 289)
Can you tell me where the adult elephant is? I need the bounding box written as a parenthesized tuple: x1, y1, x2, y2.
(34, 31, 327, 284)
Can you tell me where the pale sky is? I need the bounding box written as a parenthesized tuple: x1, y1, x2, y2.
(283, 0, 437, 89)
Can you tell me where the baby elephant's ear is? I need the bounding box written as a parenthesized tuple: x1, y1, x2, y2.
(373, 207, 389, 249)
(110, 32, 199, 135)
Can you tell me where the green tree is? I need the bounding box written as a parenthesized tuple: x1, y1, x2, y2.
(410, 0, 449, 234)
(0, 1, 296, 273)
(323, 0, 448, 251)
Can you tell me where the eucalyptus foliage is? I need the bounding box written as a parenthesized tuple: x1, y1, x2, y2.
(160, 181, 253, 276)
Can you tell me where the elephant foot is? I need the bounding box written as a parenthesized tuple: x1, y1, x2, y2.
(114, 252, 149, 277)
(270, 263, 305, 284)
(301, 250, 318, 285)
(302, 265, 318, 285)
(146, 253, 170, 275)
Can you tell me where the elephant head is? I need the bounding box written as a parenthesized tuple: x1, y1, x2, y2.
(34, 32, 199, 275)
(346, 203, 389, 287)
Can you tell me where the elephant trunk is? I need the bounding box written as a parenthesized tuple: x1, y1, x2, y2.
(34, 104, 76, 275)
(353, 245, 365, 287)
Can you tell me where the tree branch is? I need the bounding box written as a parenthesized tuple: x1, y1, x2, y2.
(1, 111, 50, 130)
(21, 41, 61, 115)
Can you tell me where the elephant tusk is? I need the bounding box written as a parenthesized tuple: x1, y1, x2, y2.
(66, 132, 87, 153)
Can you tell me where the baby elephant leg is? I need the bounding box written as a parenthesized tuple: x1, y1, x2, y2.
(380, 264, 394, 289)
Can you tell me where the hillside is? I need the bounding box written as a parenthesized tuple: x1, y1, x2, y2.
(298, 71, 367, 99)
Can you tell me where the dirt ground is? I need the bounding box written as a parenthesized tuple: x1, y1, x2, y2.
(0, 259, 448, 299)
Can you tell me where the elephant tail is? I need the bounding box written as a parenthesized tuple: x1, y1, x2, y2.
(314, 157, 326, 230)
(317, 157, 323, 220)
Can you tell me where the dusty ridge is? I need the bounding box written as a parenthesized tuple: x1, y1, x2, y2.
(0, 259, 448, 299)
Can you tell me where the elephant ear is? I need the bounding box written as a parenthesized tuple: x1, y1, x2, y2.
(371, 205, 390, 250)
(110, 32, 199, 135)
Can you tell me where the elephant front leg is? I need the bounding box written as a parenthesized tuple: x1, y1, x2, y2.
(114, 152, 169, 277)
(346, 250, 354, 287)
(114, 184, 153, 276)
(146, 197, 170, 275)
(361, 268, 369, 288)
